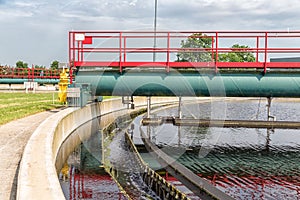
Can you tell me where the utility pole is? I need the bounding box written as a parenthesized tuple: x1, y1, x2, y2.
(153, 0, 157, 62)
(148, 0, 158, 119)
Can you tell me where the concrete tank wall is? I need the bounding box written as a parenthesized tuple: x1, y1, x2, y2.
(17, 97, 179, 200)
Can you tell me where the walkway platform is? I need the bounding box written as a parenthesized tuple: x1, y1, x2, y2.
(0, 108, 63, 200)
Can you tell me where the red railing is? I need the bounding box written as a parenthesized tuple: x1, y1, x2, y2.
(69, 31, 300, 74)
(0, 66, 60, 79)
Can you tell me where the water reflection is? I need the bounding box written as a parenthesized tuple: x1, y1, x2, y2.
(58, 116, 127, 200)
(59, 98, 300, 200)
(137, 98, 300, 199)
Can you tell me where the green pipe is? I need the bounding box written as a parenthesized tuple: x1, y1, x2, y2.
(0, 79, 59, 84)
(75, 70, 300, 97)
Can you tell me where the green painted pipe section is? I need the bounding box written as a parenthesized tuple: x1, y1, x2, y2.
(75, 70, 300, 97)
(0, 79, 59, 84)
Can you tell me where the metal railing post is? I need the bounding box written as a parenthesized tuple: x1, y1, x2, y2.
(123, 36, 126, 63)
(77, 41, 80, 63)
(264, 32, 268, 74)
(256, 36, 259, 62)
(153, 0, 158, 62)
(167, 32, 170, 72)
(119, 32, 123, 73)
(215, 32, 219, 72)
(211, 36, 215, 62)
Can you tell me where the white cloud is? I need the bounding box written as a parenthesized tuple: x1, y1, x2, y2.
(13, 1, 44, 8)
(0, 9, 33, 18)
(0, 0, 300, 66)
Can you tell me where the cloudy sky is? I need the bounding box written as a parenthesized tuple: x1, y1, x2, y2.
(0, 0, 299, 67)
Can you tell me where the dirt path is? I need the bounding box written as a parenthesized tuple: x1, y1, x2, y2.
(0, 108, 64, 200)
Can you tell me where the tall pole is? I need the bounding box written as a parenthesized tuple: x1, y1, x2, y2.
(147, 0, 157, 121)
(153, 0, 157, 62)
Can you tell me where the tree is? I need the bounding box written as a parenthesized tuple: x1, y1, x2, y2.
(177, 33, 213, 62)
(218, 44, 255, 62)
(34, 65, 45, 69)
(50, 60, 59, 70)
(177, 34, 255, 62)
(16, 61, 28, 68)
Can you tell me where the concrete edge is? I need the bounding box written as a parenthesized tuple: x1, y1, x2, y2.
(17, 97, 179, 200)
(17, 107, 77, 199)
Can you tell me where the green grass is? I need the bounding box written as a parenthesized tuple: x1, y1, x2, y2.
(103, 96, 118, 100)
(0, 93, 118, 125)
(0, 92, 63, 125)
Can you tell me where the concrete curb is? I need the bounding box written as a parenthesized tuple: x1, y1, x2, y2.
(17, 107, 76, 199)
(17, 97, 179, 200)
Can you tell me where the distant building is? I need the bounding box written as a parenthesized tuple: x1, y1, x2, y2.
(270, 57, 300, 62)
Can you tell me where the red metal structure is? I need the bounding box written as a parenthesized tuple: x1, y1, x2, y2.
(69, 31, 300, 75)
(0, 66, 60, 79)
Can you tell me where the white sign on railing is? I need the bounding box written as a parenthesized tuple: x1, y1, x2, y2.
(75, 33, 85, 41)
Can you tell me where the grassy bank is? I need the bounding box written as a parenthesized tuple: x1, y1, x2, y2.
(0, 92, 62, 125)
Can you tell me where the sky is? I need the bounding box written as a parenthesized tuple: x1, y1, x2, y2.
(0, 0, 299, 67)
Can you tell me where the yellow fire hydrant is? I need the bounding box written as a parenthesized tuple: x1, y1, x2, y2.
(58, 68, 69, 104)
(61, 162, 69, 181)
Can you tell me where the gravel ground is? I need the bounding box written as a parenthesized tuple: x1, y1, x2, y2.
(0, 108, 64, 200)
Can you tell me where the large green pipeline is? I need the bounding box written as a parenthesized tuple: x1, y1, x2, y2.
(75, 70, 300, 97)
(0, 79, 59, 84)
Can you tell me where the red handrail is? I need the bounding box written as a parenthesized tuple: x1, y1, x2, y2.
(68, 30, 300, 78)
(0, 66, 60, 79)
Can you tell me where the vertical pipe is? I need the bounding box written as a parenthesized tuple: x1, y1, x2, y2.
(147, 96, 151, 118)
(265, 129, 271, 151)
(267, 97, 271, 120)
(178, 126, 181, 147)
(146, 97, 151, 142)
(178, 96, 182, 119)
